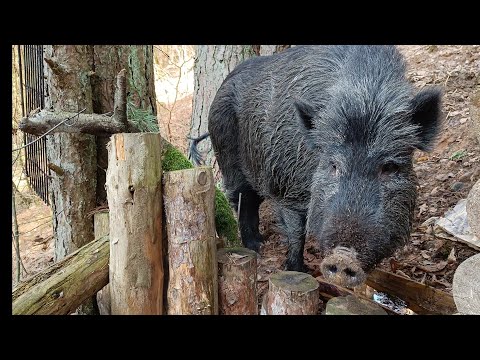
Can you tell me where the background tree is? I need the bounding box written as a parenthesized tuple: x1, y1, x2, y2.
(188, 45, 290, 182)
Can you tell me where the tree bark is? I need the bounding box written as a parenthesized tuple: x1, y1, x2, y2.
(12, 236, 109, 315)
(44, 45, 97, 263)
(94, 212, 111, 315)
(91, 45, 157, 205)
(106, 133, 164, 315)
(163, 167, 218, 315)
(261, 271, 319, 315)
(189, 46, 256, 180)
(218, 247, 257, 315)
(253, 45, 291, 56)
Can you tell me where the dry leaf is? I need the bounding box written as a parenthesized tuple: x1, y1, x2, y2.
(228, 253, 248, 260)
(396, 270, 410, 279)
(447, 247, 456, 264)
(417, 260, 448, 273)
(390, 258, 399, 273)
(419, 203, 428, 215)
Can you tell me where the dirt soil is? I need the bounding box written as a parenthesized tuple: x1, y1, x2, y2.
(13, 45, 479, 314)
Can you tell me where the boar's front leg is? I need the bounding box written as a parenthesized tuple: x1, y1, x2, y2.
(278, 206, 307, 272)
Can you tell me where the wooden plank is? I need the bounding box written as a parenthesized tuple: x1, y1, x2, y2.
(366, 269, 457, 315)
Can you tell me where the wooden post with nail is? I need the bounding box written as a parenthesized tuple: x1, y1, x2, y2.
(106, 132, 164, 315)
(163, 167, 218, 315)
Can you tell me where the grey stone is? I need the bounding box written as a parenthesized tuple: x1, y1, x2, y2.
(453, 253, 480, 315)
(467, 180, 480, 238)
(450, 182, 465, 192)
(325, 295, 387, 315)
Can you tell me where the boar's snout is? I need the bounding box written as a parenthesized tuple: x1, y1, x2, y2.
(320, 247, 366, 288)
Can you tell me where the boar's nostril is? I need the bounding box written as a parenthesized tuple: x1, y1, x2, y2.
(344, 268, 356, 278)
(327, 265, 338, 274)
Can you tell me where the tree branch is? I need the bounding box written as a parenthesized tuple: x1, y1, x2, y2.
(18, 70, 142, 137)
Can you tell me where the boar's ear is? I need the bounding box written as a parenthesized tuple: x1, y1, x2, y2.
(295, 99, 316, 131)
(411, 87, 442, 151)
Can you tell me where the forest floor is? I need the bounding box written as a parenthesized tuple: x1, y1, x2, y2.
(12, 45, 479, 314)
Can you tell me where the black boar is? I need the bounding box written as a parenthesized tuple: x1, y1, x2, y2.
(190, 45, 441, 288)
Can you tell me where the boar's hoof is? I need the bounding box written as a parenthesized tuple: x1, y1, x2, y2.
(284, 259, 308, 273)
(244, 239, 262, 253)
(320, 248, 366, 288)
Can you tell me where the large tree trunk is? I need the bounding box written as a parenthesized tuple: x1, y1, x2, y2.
(91, 45, 157, 204)
(44, 45, 97, 262)
(188, 45, 256, 181)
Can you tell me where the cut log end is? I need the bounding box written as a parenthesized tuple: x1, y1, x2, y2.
(325, 295, 387, 315)
(270, 271, 319, 293)
(262, 271, 320, 315)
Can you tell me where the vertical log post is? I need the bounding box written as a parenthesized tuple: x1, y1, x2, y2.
(261, 271, 320, 315)
(94, 212, 111, 315)
(106, 133, 164, 315)
(163, 167, 218, 315)
(218, 247, 257, 315)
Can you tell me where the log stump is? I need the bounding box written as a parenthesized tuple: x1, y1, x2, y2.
(261, 271, 320, 315)
(106, 133, 164, 315)
(163, 167, 218, 315)
(218, 247, 257, 315)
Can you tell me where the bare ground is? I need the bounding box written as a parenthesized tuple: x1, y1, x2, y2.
(13, 46, 480, 313)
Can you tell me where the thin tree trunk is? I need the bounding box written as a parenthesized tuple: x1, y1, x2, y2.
(12, 185, 21, 284)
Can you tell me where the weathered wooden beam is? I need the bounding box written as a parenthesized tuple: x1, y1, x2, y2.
(365, 269, 457, 315)
(163, 167, 218, 315)
(12, 236, 109, 315)
(106, 133, 164, 315)
(316, 276, 397, 315)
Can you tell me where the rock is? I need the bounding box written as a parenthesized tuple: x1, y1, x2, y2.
(325, 295, 387, 315)
(469, 90, 480, 146)
(435, 174, 449, 181)
(450, 182, 465, 192)
(453, 253, 480, 315)
(458, 171, 473, 182)
(466, 179, 480, 238)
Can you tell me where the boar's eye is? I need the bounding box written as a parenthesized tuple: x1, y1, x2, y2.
(380, 162, 399, 177)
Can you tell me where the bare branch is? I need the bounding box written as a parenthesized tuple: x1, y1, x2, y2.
(18, 109, 141, 139)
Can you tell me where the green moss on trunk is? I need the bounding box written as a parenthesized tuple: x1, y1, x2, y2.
(162, 142, 240, 247)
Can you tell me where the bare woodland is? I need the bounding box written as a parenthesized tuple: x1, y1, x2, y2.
(11, 45, 480, 315)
